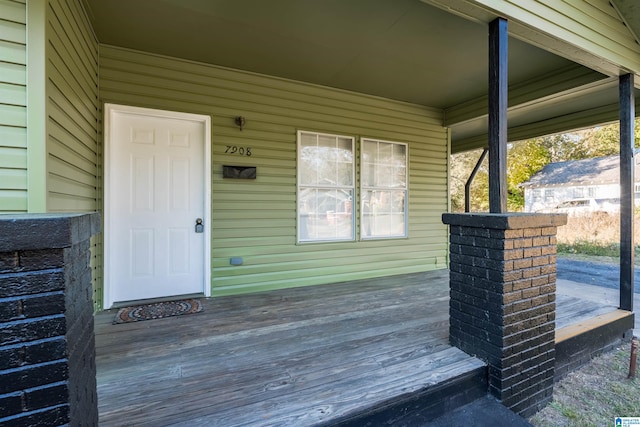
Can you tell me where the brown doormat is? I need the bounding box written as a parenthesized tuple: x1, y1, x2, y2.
(113, 299, 202, 324)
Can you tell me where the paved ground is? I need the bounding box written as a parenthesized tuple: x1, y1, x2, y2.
(428, 396, 532, 426)
(557, 257, 640, 293)
(556, 256, 640, 333)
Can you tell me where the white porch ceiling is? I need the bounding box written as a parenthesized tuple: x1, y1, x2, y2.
(83, 0, 633, 151)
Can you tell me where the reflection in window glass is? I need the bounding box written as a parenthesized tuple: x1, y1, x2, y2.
(361, 139, 408, 239)
(298, 131, 355, 242)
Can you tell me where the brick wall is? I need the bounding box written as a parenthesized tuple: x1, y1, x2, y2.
(0, 214, 100, 426)
(442, 213, 567, 418)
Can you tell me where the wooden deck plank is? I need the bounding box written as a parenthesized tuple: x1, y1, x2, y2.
(556, 309, 632, 342)
(555, 294, 616, 330)
(96, 270, 468, 426)
(96, 269, 617, 426)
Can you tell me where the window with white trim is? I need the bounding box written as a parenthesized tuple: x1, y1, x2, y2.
(531, 189, 541, 202)
(297, 131, 355, 242)
(544, 189, 555, 202)
(361, 138, 408, 239)
(572, 187, 584, 198)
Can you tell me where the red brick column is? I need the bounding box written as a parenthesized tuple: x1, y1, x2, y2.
(442, 213, 567, 417)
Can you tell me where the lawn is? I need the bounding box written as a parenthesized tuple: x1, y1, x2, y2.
(529, 344, 640, 426)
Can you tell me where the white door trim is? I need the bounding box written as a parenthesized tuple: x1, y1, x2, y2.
(103, 103, 211, 308)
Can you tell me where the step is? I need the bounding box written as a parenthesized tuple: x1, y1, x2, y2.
(427, 395, 533, 427)
(329, 363, 488, 426)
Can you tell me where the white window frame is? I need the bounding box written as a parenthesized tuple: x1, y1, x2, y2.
(544, 188, 555, 202)
(531, 189, 541, 201)
(297, 131, 356, 243)
(572, 187, 585, 199)
(360, 138, 408, 240)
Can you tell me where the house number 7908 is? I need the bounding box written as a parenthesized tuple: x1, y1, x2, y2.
(225, 146, 252, 156)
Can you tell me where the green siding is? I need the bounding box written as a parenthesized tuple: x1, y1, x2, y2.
(46, 0, 98, 212)
(0, 0, 26, 212)
(99, 45, 449, 297)
(474, 0, 640, 74)
(45, 0, 101, 308)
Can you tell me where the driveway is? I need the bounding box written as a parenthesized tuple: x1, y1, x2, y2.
(556, 256, 640, 332)
(556, 257, 640, 293)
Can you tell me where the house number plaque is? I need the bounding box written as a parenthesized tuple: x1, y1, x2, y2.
(225, 145, 252, 156)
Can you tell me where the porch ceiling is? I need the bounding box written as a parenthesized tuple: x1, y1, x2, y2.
(84, 0, 630, 152)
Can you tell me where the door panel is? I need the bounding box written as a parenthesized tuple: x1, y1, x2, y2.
(108, 109, 206, 304)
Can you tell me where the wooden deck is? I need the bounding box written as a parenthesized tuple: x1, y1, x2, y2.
(95, 270, 617, 426)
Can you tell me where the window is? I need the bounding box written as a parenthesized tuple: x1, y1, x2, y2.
(544, 189, 555, 202)
(361, 138, 408, 239)
(297, 132, 409, 243)
(572, 187, 584, 198)
(297, 131, 355, 242)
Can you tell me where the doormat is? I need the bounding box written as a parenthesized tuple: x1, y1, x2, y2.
(113, 299, 202, 324)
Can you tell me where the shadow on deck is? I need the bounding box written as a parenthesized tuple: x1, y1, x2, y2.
(95, 270, 630, 426)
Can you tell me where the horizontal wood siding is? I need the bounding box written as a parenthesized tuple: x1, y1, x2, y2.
(477, 0, 640, 73)
(99, 45, 449, 297)
(0, 0, 26, 212)
(46, 0, 98, 212)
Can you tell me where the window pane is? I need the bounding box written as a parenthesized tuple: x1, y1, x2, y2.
(393, 144, 406, 164)
(392, 166, 406, 187)
(362, 140, 377, 163)
(362, 190, 406, 238)
(361, 139, 408, 239)
(300, 132, 317, 148)
(377, 165, 393, 187)
(337, 161, 353, 186)
(300, 134, 353, 188)
(362, 162, 374, 188)
(298, 132, 355, 243)
(299, 188, 353, 241)
(378, 142, 392, 162)
(318, 134, 335, 149)
(338, 137, 352, 152)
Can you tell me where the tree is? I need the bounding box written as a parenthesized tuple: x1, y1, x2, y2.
(450, 140, 550, 212)
(573, 121, 640, 158)
(449, 149, 488, 212)
(506, 140, 550, 211)
(450, 119, 640, 212)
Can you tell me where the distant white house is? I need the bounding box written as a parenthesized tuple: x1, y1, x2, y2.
(521, 155, 640, 214)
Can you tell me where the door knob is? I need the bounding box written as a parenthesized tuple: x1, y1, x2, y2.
(195, 218, 204, 233)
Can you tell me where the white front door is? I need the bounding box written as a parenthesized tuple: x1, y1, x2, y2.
(105, 105, 211, 307)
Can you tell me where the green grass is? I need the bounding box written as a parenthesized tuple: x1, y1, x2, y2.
(530, 347, 640, 427)
(557, 241, 640, 258)
(557, 241, 622, 258)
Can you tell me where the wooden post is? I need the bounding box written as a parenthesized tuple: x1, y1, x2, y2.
(620, 73, 635, 312)
(489, 18, 508, 213)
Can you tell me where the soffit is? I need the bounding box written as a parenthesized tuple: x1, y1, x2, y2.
(612, 0, 640, 46)
(84, 0, 576, 110)
(83, 0, 620, 149)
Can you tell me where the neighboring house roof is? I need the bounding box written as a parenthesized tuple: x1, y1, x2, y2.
(522, 155, 640, 188)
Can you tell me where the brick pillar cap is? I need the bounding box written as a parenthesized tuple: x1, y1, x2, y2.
(442, 212, 567, 229)
(0, 213, 101, 251)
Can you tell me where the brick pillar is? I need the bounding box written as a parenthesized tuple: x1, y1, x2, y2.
(0, 213, 100, 427)
(442, 213, 567, 417)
